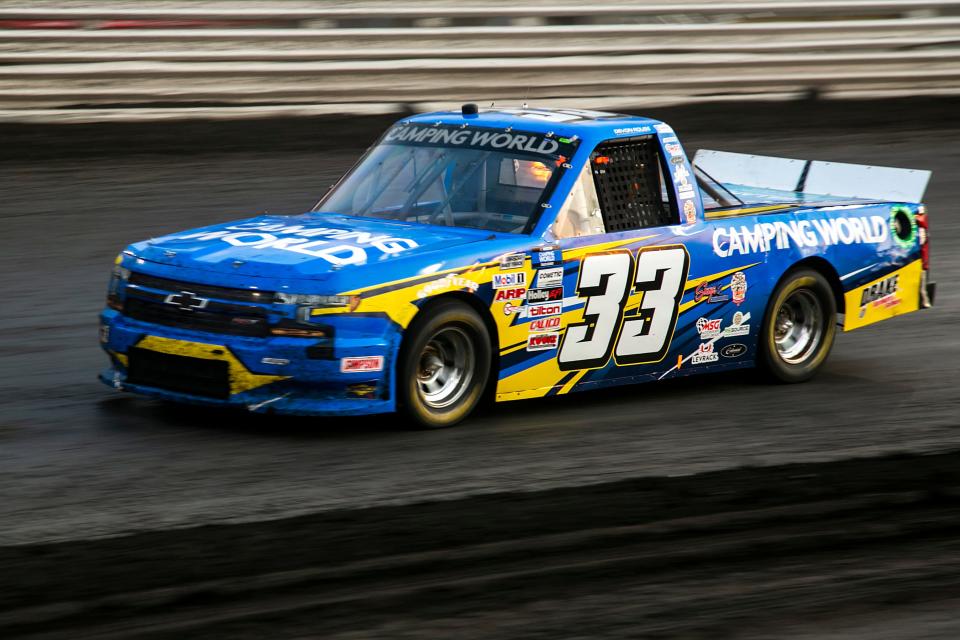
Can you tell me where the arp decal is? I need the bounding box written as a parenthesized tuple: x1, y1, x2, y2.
(494, 287, 526, 302)
(559, 245, 690, 371)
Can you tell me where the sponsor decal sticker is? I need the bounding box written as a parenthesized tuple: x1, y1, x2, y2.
(730, 271, 747, 306)
(696, 317, 723, 339)
(533, 247, 562, 268)
(527, 301, 562, 318)
(527, 332, 560, 351)
(536, 267, 564, 289)
(664, 142, 684, 157)
(614, 126, 652, 135)
(655, 123, 674, 134)
(694, 281, 730, 304)
(492, 271, 527, 289)
(691, 342, 719, 364)
(346, 382, 378, 398)
(499, 253, 525, 271)
(712, 216, 889, 257)
(720, 343, 748, 358)
(502, 301, 525, 316)
(723, 311, 751, 337)
(493, 287, 526, 302)
(417, 275, 479, 298)
(684, 199, 697, 225)
(529, 316, 562, 333)
(340, 356, 384, 373)
(672, 164, 693, 195)
(385, 124, 563, 156)
(526, 287, 563, 303)
(859, 273, 900, 317)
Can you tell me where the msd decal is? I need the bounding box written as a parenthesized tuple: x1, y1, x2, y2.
(494, 287, 526, 302)
(340, 356, 384, 373)
(493, 272, 528, 289)
(526, 332, 560, 352)
(696, 317, 722, 339)
(529, 316, 561, 333)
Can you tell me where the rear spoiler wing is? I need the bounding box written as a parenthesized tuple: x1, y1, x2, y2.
(693, 149, 931, 203)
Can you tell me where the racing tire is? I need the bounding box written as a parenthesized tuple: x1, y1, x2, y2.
(759, 268, 837, 383)
(398, 299, 492, 428)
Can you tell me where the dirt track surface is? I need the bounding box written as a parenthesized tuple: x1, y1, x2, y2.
(1, 98, 959, 636)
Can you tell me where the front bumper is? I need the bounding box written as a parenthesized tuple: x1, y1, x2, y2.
(99, 309, 398, 416)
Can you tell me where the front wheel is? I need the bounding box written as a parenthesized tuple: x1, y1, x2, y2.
(398, 300, 491, 428)
(759, 268, 837, 383)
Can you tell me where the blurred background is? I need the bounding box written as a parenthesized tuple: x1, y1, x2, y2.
(2, 2, 960, 638)
(2, 0, 960, 121)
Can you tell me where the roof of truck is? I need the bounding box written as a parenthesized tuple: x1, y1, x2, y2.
(402, 106, 667, 146)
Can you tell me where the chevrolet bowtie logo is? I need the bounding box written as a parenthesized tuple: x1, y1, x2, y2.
(163, 290, 209, 310)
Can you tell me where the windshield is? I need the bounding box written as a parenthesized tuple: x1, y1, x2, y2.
(315, 124, 580, 233)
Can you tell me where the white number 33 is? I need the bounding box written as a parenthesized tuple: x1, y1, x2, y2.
(558, 246, 690, 370)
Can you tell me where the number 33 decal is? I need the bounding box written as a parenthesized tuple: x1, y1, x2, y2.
(558, 246, 690, 371)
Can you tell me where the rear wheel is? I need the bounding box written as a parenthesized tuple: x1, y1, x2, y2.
(759, 268, 837, 383)
(398, 300, 491, 428)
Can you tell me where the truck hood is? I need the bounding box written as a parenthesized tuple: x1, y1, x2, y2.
(131, 213, 492, 284)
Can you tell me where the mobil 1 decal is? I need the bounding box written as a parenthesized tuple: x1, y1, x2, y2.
(558, 245, 690, 371)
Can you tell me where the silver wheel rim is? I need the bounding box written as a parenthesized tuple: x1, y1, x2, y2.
(774, 289, 823, 365)
(416, 326, 474, 410)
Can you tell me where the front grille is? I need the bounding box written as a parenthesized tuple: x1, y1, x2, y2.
(123, 297, 270, 337)
(128, 272, 275, 304)
(127, 347, 230, 399)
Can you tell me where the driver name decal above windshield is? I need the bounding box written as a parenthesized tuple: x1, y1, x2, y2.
(170, 221, 419, 266)
(384, 125, 569, 156)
